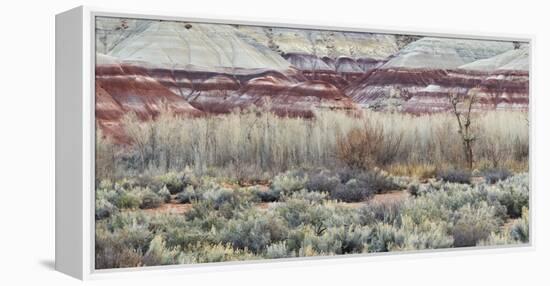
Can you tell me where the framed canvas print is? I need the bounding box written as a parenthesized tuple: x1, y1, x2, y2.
(55, 6, 532, 280)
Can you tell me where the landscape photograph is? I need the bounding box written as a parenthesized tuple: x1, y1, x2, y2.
(94, 16, 530, 269)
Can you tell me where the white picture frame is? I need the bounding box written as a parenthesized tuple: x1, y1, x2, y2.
(55, 6, 534, 280)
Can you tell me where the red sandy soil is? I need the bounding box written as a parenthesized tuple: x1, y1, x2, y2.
(343, 190, 409, 209)
(142, 189, 409, 215)
(142, 202, 192, 215)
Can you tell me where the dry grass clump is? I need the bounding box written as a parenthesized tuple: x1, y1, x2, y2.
(96, 109, 528, 180)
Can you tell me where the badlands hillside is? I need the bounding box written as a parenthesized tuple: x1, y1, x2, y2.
(95, 17, 529, 140)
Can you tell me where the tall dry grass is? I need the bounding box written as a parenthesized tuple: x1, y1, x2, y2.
(96, 108, 529, 179)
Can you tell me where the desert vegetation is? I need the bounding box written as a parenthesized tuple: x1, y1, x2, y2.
(97, 108, 528, 179)
(95, 108, 529, 269)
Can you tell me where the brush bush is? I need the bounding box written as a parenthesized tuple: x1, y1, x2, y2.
(437, 169, 471, 184)
(483, 168, 512, 184)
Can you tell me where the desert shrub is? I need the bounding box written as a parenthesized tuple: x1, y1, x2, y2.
(116, 192, 141, 209)
(218, 213, 273, 253)
(265, 241, 292, 259)
(304, 168, 397, 202)
(95, 186, 119, 219)
(487, 175, 529, 218)
(95, 214, 153, 269)
(207, 188, 256, 218)
(306, 170, 340, 193)
(437, 169, 471, 184)
(164, 225, 210, 250)
(477, 232, 515, 246)
(96, 197, 117, 220)
(510, 207, 529, 243)
(287, 189, 328, 204)
(407, 182, 420, 197)
(451, 203, 499, 247)
(142, 235, 180, 266)
(154, 168, 199, 194)
(368, 223, 406, 252)
(254, 187, 281, 202)
(397, 216, 454, 250)
(184, 199, 216, 221)
(179, 243, 258, 263)
(483, 168, 512, 184)
(271, 170, 307, 195)
(401, 195, 450, 226)
(95, 228, 144, 269)
(321, 225, 371, 254)
(154, 172, 184, 194)
(157, 185, 172, 203)
(358, 199, 404, 225)
(297, 225, 371, 256)
(366, 171, 402, 193)
(330, 178, 374, 203)
(176, 185, 199, 204)
(139, 189, 163, 209)
(275, 197, 331, 231)
(202, 187, 236, 209)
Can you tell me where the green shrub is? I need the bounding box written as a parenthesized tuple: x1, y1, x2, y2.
(155, 168, 199, 195)
(116, 192, 141, 209)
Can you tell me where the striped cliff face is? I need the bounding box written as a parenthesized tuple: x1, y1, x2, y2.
(344, 68, 529, 113)
(95, 17, 529, 143)
(344, 41, 529, 113)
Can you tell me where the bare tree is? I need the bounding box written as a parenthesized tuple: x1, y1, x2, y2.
(448, 92, 477, 170)
(122, 112, 151, 172)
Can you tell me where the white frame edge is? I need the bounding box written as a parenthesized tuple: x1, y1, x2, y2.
(55, 5, 535, 281)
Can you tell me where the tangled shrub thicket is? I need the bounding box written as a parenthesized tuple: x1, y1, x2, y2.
(483, 168, 512, 184)
(437, 169, 471, 184)
(97, 110, 528, 181)
(154, 167, 199, 194)
(95, 171, 529, 269)
(486, 174, 529, 218)
(451, 203, 499, 247)
(95, 181, 168, 216)
(510, 207, 529, 243)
